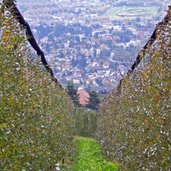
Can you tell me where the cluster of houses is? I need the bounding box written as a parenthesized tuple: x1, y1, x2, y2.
(18, 0, 167, 93)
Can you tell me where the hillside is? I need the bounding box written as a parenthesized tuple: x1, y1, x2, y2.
(1, 1, 171, 170)
(96, 5, 171, 170)
(16, 0, 169, 92)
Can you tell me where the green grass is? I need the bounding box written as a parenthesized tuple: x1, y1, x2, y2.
(67, 136, 118, 171)
(101, 6, 159, 20)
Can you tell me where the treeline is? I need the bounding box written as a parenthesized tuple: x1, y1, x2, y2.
(0, 11, 75, 170)
(66, 81, 100, 111)
(96, 8, 171, 170)
(66, 82, 99, 137)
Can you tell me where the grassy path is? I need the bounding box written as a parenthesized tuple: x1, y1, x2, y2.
(67, 136, 118, 171)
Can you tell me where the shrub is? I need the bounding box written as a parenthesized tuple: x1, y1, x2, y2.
(0, 10, 75, 170)
(96, 11, 171, 170)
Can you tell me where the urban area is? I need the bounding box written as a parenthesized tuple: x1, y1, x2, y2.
(18, 0, 169, 93)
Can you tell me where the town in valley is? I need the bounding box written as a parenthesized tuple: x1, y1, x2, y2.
(18, 0, 169, 93)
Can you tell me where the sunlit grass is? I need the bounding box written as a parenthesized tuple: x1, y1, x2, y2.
(68, 136, 119, 171)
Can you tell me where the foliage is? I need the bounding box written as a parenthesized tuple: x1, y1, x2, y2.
(86, 91, 100, 111)
(68, 136, 119, 171)
(96, 16, 171, 170)
(66, 81, 80, 107)
(66, 82, 100, 110)
(74, 108, 97, 137)
(0, 10, 75, 170)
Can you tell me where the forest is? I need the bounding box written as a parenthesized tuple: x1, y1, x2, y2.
(0, 1, 171, 171)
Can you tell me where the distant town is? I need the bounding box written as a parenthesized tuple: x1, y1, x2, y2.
(18, 0, 169, 93)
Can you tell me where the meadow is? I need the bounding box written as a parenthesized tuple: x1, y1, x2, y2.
(101, 6, 159, 20)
